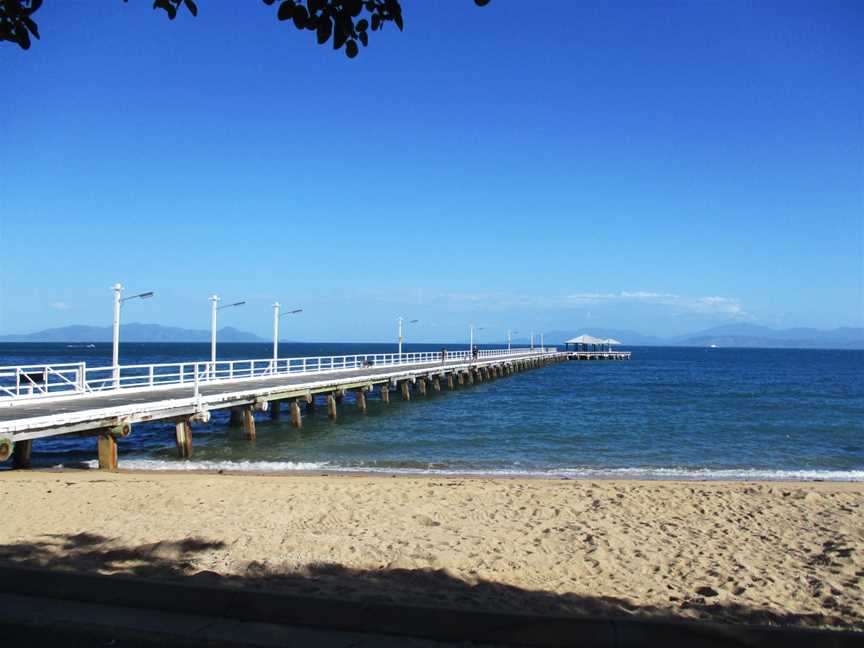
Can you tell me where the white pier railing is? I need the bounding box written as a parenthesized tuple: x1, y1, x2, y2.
(0, 348, 555, 402)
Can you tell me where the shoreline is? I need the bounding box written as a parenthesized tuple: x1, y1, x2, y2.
(6, 462, 864, 483)
(2, 470, 862, 629)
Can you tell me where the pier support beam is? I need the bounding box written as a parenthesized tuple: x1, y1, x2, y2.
(400, 381, 411, 401)
(97, 433, 118, 471)
(355, 388, 367, 413)
(447, 373, 455, 390)
(175, 417, 193, 459)
(306, 394, 316, 412)
(417, 378, 427, 396)
(334, 390, 344, 405)
(241, 406, 256, 441)
(229, 408, 243, 427)
(270, 400, 282, 421)
(12, 439, 32, 469)
(379, 384, 390, 404)
(290, 400, 303, 428)
(327, 393, 338, 420)
(466, 371, 473, 384)
(432, 376, 441, 392)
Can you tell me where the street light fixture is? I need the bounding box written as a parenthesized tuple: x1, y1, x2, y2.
(209, 294, 245, 370)
(397, 317, 419, 358)
(112, 283, 155, 386)
(273, 302, 303, 361)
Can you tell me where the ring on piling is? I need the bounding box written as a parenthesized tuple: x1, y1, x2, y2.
(0, 437, 13, 462)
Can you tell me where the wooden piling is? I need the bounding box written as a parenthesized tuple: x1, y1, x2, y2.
(97, 433, 118, 471)
(229, 408, 243, 427)
(12, 439, 32, 469)
(334, 390, 344, 405)
(175, 417, 193, 459)
(432, 376, 441, 392)
(306, 394, 316, 411)
(417, 378, 427, 396)
(466, 371, 474, 384)
(400, 381, 411, 401)
(270, 400, 282, 420)
(327, 392, 338, 420)
(355, 388, 367, 413)
(242, 406, 256, 441)
(290, 400, 303, 428)
(379, 384, 390, 403)
(447, 373, 455, 389)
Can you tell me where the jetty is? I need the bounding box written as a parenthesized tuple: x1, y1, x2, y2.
(0, 348, 574, 470)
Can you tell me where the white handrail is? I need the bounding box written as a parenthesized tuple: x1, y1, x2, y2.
(0, 348, 560, 402)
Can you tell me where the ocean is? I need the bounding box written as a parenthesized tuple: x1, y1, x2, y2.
(2, 343, 862, 480)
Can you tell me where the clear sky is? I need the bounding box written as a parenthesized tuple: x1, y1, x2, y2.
(1, 1, 862, 343)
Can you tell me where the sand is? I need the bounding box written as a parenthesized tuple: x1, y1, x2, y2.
(0, 470, 861, 630)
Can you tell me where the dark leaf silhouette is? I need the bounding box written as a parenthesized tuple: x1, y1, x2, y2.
(1, 1, 490, 58)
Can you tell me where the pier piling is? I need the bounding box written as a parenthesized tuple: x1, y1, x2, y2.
(241, 406, 256, 441)
(355, 388, 367, 413)
(97, 433, 117, 471)
(327, 393, 338, 420)
(12, 439, 32, 469)
(174, 417, 193, 459)
(400, 381, 411, 401)
(270, 400, 282, 420)
(379, 384, 390, 404)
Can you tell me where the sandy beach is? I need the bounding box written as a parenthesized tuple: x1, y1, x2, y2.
(0, 470, 861, 630)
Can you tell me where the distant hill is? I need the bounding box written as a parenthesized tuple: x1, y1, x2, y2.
(538, 324, 864, 350)
(0, 323, 266, 343)
(671, 324, 864, 349)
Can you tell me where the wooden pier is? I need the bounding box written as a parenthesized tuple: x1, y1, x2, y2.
(0, 349, 571, 471)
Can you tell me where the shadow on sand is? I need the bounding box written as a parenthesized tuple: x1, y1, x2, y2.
(0, 532, 860, 646)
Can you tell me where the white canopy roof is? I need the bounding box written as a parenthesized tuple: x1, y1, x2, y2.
(604, 338, 622, 345)
(565, 335, 605, 344)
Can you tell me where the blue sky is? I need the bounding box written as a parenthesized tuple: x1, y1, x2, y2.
(1, 0, 862, 343)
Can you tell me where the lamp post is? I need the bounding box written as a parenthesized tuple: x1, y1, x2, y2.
(507, 330, 519, 352)
(530, 331, 535, 350)
(273, 302, 303, 362)
(540, 332, 545, 352)
(209, 295, 245, 373)
(469, 324, 484, 359)
(397, 317, 418, 358)
(112, 283, 155, 387)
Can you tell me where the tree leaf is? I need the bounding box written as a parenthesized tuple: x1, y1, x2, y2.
(316, 15, 332, 44)
(17, 27, 30, 49)
(184, 0, 198, 17)
(358, 30, 367, 47)
(292, 5, 308, 29)
(277, 1, 295, 21)
(333, 22, 347, 49)
(345, 39, 358, 58)
(356, 18, 368, 32)
(23, 16, 39, 39)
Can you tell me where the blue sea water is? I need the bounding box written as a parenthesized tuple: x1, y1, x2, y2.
(2, 343, 862, 480)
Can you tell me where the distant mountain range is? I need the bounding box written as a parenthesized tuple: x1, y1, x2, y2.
(533, 324, 864, 350)
(1, 322, 862, 349)
(0, 323, 266, 343)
